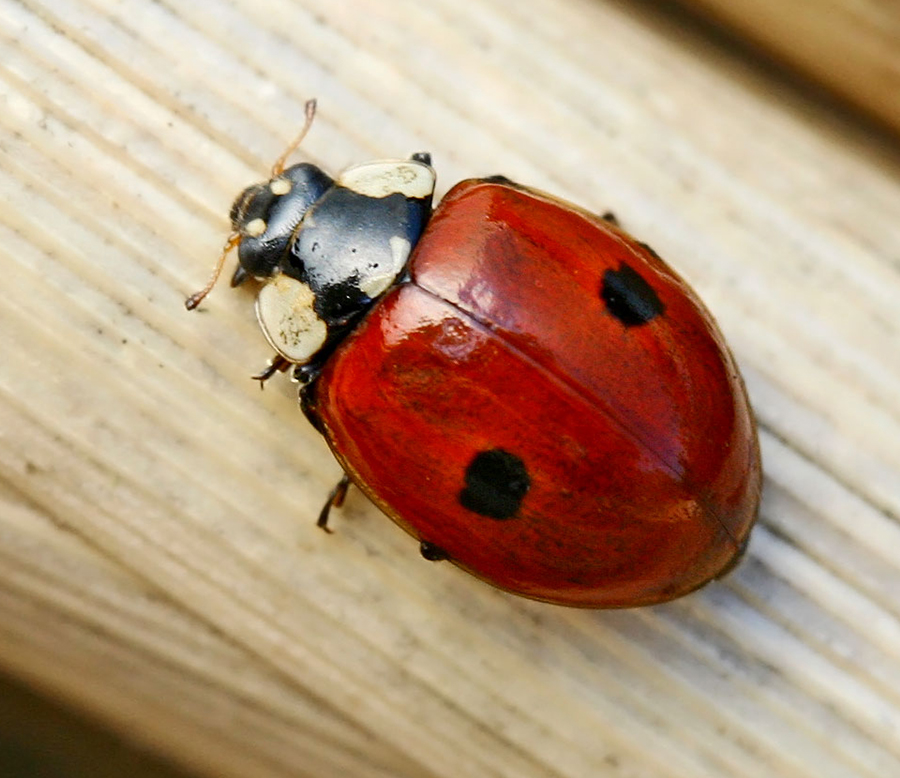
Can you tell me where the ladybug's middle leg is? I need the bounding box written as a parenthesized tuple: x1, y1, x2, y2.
(317, 473, 351, 533)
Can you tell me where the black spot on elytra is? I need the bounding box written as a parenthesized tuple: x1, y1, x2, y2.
(459, 449, 530, 520)
(601, 264, 664, 326)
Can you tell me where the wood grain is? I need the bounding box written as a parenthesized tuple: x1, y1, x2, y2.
(677, 0, 900, 134)
(0, 667, 198, 778)
(1, 0, 899, 776)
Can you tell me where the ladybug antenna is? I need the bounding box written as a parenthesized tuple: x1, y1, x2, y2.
(186, 99, 317, 312)
(271, 98, 317, 177)
(185, 231, 241, 310)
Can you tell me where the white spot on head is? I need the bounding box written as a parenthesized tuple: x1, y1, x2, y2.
(270, 178, 291, 196)
(338, 160, 436, 199)
(256, 275, 328, 364)
(360, 236, 411, 297)
(245, 217, 267, 237)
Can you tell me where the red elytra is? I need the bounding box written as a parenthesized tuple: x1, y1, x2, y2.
(306, 179, 762, 608)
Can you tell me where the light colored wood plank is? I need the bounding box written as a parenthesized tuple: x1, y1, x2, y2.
(0, 0, 899, 776)
(0, 664, 197, 778)
(677, 0, 900, 134)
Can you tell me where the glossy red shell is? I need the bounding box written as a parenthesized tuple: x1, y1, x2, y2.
(310, 179, 761, 608)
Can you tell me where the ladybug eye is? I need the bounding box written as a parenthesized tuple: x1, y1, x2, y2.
(229, 183, 266, 228)
(458, 448, 530, 520)
(600, 263, 665, 326)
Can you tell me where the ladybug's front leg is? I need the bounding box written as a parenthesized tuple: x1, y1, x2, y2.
(251, 354, 292, 387)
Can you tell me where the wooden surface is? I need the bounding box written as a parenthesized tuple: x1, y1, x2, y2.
(0, 669, 196, 778)
(1, 1, 899, 776)
(676, 0, 900, 135)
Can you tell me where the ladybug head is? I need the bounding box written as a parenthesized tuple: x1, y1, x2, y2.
(186, 99, 438, 372)
(185, 98, 324, 311)
(230, 162, 334, 280)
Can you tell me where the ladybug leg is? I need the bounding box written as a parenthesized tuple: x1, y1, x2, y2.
(251, 354, 292, 388)
(420, 541, 450, 562)
(601, 211, 620, 226)
(292, 363, 323, 385)
(317, 473, 351, 533)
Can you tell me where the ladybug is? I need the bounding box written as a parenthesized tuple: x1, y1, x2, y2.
(187, 101, 761, 608)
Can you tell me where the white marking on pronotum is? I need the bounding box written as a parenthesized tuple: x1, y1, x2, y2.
(269, 177, 291, 195)
(360, 236, 412, 298)
(390, 235, 412, 268)
(255, 275, 328, 364)
(338, 160, 436, 199)
(244, 217, 267, 237)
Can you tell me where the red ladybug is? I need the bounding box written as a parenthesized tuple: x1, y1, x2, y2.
(188, 101, 761, 608)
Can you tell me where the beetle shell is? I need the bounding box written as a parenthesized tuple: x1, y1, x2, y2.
(306, 179, 761, 608)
